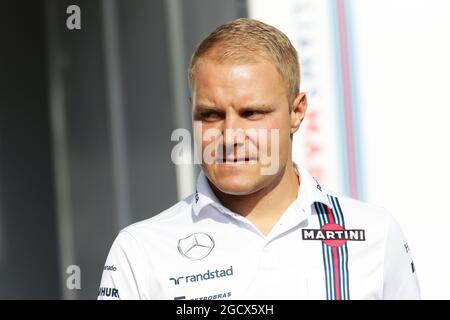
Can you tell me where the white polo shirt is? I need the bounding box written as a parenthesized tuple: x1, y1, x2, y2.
(98, 163, 420, 300)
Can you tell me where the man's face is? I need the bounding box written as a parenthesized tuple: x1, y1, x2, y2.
(192, 56, 302, 196)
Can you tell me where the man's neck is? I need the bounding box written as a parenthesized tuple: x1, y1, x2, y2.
(209, 162, 300, 236)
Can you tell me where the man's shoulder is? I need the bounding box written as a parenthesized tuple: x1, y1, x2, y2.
(120, 193, 195, 239)
(323, 188, 394, 226)
(320, 189, 403, 243)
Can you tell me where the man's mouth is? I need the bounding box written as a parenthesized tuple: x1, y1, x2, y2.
(221, 157, 257, 163)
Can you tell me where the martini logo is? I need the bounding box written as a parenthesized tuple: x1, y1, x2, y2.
(302, 224, 365, 247)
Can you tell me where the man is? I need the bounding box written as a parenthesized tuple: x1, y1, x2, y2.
(98, 18, 420, 300)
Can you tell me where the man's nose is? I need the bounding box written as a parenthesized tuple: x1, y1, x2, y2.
(222, 113, 245, 147)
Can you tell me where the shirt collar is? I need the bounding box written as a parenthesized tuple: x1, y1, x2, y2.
(192, 162, 330, 218)
(293, 162, 331, 218)
(192, 170, 230, 216)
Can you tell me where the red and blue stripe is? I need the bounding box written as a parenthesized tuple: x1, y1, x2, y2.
(314, 195, 350, 300)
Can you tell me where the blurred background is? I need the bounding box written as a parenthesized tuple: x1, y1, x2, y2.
(0, 0, 449, 299)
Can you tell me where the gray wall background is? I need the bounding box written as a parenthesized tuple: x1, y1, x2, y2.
(0, 0, 246, 299)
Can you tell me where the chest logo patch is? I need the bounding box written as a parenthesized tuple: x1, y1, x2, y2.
(302, 223, 366, 247)
(178, 232, 215, 260)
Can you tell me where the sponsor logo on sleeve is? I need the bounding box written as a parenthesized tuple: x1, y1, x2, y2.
(98, 287, 119, 298)
(103, 265, 117, 272)
(404, 242, 410, 253)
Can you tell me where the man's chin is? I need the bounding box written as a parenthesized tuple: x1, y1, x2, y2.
(203, 164, 265, 195)
(209, 175, 262, 196)
(213, 183, 259, 196)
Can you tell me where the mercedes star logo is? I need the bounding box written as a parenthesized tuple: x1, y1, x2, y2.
(177, 232, 215, 260)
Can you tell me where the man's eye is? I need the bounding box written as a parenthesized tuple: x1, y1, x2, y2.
(242, 110, 266, 119)
(202, 112, 222, 121)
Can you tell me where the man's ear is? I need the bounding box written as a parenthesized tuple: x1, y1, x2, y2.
(290, 92, 308, 135)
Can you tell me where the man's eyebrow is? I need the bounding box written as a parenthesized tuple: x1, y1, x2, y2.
(194, 104, 274, 111)
(193, 105, 222, 112)
(241, 104, 274, 109)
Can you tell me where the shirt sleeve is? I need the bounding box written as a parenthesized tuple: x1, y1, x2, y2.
(97, 231, 146, 300)
(382, 214, 421, 299)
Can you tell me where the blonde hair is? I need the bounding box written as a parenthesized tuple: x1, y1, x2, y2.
(188, 18, 300, 107)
